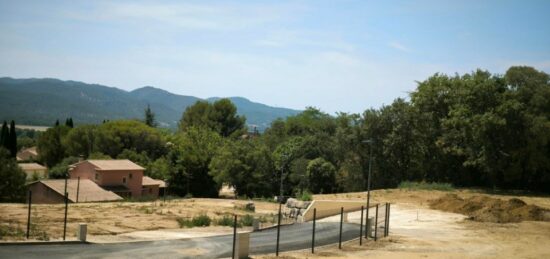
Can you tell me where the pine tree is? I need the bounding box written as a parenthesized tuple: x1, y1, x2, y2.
(55, 120, 59, 127)
(8, 120, 17, 157)
(65, 118, 74, 128)
(144, 104, 157, 127)
(0, 121, 7, 149)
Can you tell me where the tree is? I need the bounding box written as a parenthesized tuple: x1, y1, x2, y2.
(65, 118, 74, 128)
(48, 156, 80, 179)
(94, 120, 166, 159)
(0, 148, 26, 202)
(8, 120, 17, 157)
(179, 99, 246, 137)
(307, 158, 336, 194)
(171, 126, 223, 197)
(144, 104, 157, 127)
(209, 140, 275, 197)
(37, 126, 70, 167)
(0, 121, 8, 151)
(63, 125, 97, 158)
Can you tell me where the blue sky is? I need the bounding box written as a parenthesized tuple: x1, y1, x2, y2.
(1, 0, 549, 113)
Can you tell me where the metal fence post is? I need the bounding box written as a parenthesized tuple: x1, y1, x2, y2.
(339, 207, 343, 249)
(374, 204, 379, 241)
(359, 205, 364, 245)
(76, 177, 80, 203)
(232, 214, 237, 259)
(63, 192, 68, 240)
(364, 202, 369, 239)
(311, 208, 316, 254)
(386, 203, 391, 236)
(26, 190, 32, 239)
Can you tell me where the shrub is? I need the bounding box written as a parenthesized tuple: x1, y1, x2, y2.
(176, 215, 211, 228)
(239, 214, 254, 227)
(398, 181, 454, 191)
(216, 215, 240, 227)
(298, 190, 313, 201)
(191, 214, 211, 227)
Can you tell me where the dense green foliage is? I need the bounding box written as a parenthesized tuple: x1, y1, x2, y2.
(0, 148, 26, 202)
(2, 66, 548, 203)
(179, 99, 246, 137)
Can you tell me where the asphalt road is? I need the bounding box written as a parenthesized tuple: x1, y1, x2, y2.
(0, 222, 363, 258)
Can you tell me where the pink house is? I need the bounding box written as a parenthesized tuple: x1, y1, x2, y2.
(69, 160, 144, 198)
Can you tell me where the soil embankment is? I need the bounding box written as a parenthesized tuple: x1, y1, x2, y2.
(429, 193, 550, 223)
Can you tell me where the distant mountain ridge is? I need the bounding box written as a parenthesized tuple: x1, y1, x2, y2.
(0, 77, 301, 130)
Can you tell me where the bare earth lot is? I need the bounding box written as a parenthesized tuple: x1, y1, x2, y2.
(258, 189, 550, 258)
(0, 198, 278, 242)
(2, 189, 550, 258)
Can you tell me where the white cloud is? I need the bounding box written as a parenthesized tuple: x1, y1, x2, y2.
(64, 2, 302, 31)
(388, 41, 410, 52)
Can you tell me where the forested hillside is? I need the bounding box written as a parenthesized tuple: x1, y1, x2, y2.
(0, 78, 301, 130)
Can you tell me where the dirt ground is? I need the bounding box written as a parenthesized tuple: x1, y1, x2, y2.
(2, 188, 550, 258)
(0, 198, 278, 242)
(257, 189, 550, 259)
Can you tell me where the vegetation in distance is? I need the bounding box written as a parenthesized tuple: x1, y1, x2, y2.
(1, 66, 549, 203)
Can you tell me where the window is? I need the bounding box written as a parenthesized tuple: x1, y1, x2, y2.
(122, 177, 126, 184)
(129, 173, 133, 179)
(149, 188, 152, 194)
(95, 173, 98, 180)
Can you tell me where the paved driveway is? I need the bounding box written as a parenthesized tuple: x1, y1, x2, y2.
(1, 222, 363, 258)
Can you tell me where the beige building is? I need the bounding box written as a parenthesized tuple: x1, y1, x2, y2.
(18, 162, 48, 180)
(17, 147, 39, 161)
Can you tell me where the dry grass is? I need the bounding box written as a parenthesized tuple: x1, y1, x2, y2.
(0, 198, 278, 241)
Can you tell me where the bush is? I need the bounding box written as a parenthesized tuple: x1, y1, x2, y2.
(398, 181, 454, 191)
(297, 190, 313, 201)
(192, 214, 211, 227)
(216, 215, 240, 227)
(177, 214, 212, 228)
(239, 214, 254, 227)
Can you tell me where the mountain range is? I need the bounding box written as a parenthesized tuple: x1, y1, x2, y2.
(0, 77, 301, 130)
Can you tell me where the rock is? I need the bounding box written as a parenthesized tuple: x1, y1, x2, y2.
(245, 202, 255, 212)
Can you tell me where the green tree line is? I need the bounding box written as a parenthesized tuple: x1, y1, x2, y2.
(2, 66, 549, 202)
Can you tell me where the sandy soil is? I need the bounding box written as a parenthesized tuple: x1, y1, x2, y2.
(257, 189, 550, 259)
(0, 198, 278, 241)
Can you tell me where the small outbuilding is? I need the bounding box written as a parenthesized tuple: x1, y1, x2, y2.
(141, 176, 166, 198)
(17, 147, 39, 161)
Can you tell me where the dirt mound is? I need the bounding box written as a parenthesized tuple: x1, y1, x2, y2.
(429, 194, 550, 223)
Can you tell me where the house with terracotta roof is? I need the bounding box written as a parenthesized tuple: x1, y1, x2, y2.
(69, 159, 145, 198)
(27, 179, 123, 204)
(18, 162, 48, 180)
(17, 147, 39, 161)
(67, 159, 166, 199)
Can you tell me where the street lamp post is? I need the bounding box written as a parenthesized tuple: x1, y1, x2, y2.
(362, 139, 373, 238)
(276, 153, 288, 257)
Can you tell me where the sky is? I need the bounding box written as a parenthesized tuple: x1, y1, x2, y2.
(1, 0, 549, 114)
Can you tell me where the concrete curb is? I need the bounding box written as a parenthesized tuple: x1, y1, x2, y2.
(0, 240, 88, 246)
